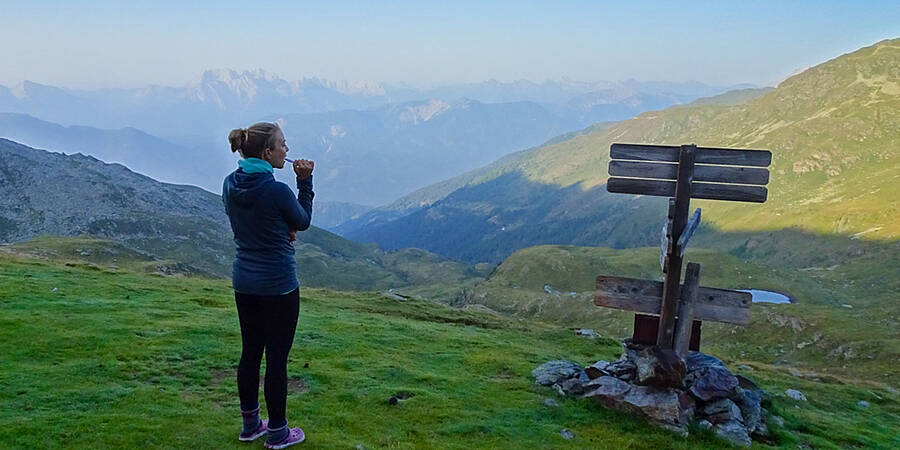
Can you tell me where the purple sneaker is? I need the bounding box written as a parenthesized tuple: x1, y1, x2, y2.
(264, 427, 305, 449)
(238, 419, 268, 442)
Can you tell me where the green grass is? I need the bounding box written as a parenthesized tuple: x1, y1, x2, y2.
(468, 244, 900, 384)
(1, 252, 898, 448)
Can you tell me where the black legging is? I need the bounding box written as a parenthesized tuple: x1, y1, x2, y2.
(235, 288, 300, 429)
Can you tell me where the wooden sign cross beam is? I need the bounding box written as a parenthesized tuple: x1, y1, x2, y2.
(595, 143, 772, 352)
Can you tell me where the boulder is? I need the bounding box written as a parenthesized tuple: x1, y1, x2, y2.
(558, 377, 589, 396)
(785, 389, 807, 401)
(582, 376, 632, 403)
(543, 398, 560, 408)
(622, 386, 694, 431)
(733, 388, 762, 433)
(575, 329, 599, 338)
(685, 352, 728, 372)
(532, 360, 583, 386)
(715, 420, 752, 447)
(702, 398, 743, 424)
(585, 360, 610, 379)
(752, 421, 770, 438)
(625, 345, 685, 388)
(559, 429, 574, 440)
(605, 359, 637, 380)
(586, 377, 692, 432)
(688, 366, 738, 401)
(552, 383, 566, 396)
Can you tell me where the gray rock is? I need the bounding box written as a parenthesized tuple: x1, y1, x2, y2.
(685, 352, 728, 373)
(626, 345, 686, 388)
(770, 415, 785, 427)
(735, 364, 754, 371)
(617, 372, 635, 382)
(703, 398, 744, 424)
(734, 388, 762, 432)
(559, 377, 589, 396)
(698, 420, 713, 430)
(559, 429, 574, 440)
(688, 366, 738, 401)
(606, 359, 637, 379)
(543, 398, 560, 408)
(752, 421, 769, 438)
(735, 374, 762, 393)
(552, 383, 566, 396)
(582, 376, 632, 401)
(587, 379, 693, 431)
(532, 360, 583, 386)
(622, 386, 695, 430)
(585, 360, 610, 379)
(785, 389, 807, 401)
(714, 420, 752, 447)
(575, 328, 599, 338)
(858, 400, 870, 408)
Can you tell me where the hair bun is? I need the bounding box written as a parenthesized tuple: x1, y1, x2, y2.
(227, 128, 247, 153)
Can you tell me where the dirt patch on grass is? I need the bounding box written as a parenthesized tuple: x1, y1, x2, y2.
(210, 368, 234, 386)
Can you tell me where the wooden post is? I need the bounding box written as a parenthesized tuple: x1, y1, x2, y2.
(657, 144, 696, 348)
(674, 262, 701, 356)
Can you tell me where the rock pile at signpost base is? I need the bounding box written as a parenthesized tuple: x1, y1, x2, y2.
(533, 340, 774, 447)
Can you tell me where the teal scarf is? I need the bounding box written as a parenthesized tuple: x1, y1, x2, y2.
(238, 157, 273, 174)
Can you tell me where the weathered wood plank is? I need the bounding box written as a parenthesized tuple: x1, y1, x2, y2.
(674, 263, 701, 356)
(594, 275, 751, 325)
(608, 160, 770, 185)
(606, 178, 768, 203)
(610, 143, 772, 167)
(607, 177, 674, 197)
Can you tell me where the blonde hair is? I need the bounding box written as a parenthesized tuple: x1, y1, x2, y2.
(227, 122, 281, 159)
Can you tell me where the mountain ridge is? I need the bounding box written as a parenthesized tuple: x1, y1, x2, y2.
(0, 138, 484, 294)
(341, 38, 900, 262)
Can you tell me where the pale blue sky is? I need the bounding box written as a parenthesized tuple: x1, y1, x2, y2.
(2, 1, 898, 88)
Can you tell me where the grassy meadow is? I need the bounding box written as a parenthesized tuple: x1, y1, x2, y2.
(1, 246, 898, 449)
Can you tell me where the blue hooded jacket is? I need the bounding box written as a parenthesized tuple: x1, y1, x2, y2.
(222, 167, 314, 296)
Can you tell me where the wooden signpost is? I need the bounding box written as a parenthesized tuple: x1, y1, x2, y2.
(595, 143, 772, 354)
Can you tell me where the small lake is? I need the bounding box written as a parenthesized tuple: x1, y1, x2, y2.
(738, 289, 793, 304)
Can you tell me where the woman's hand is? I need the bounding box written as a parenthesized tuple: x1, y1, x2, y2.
(293, 159, 314, 180)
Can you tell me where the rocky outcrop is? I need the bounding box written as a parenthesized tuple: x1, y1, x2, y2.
(534, 340, 775, 447)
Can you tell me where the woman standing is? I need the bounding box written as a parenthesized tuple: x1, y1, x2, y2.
(223, 122, 314, 448)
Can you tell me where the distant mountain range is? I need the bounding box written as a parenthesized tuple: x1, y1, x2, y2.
(339, 38, 900, 263)
(0, 138, 485, 294)
(0, 70, 746, 136)
(1, 70, 740, 207)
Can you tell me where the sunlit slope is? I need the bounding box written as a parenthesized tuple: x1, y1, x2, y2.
(504, 38, 900, 238)
(345, 39, 899, 262)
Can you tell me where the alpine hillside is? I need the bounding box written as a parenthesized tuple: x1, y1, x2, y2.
(0, 138, 486, 295)
(342, 39, 900, 263)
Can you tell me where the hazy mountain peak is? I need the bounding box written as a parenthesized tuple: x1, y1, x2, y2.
(10, 80, 65, 100)
(393, 99, 452, 124)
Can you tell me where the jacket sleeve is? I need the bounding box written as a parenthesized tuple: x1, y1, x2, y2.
(278, 175, 314, 231)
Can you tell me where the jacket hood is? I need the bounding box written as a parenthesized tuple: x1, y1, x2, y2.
(225, 169, 274, 207)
